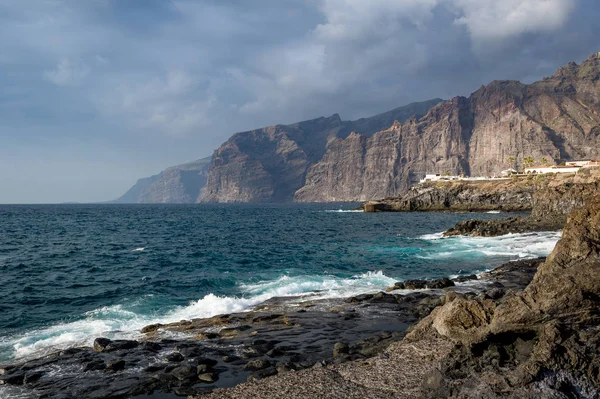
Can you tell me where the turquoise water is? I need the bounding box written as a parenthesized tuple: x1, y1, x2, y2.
(0, 204, 560, 362)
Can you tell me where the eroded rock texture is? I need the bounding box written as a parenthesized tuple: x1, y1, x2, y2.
(296, 54, 600, 202)
(200, 100, 443, 203)
(414, 196, 600, 398)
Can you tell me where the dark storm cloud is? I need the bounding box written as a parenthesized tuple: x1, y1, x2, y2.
(0, 0, 598, 202)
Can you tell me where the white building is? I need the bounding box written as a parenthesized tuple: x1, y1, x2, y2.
(566, 160, 594, 167)
(524, 166, 580, 174)
(501, 168, 517, 176)
(420, 174, 459, 183)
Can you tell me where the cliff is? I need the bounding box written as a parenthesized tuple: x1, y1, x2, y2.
(113, 157, 211, 203)
(296, 53, 600, 202)
(199, 99, 443, 203)
(444, 168, 600, 236)
(362, 178, 540, 212)
(411, 196, 600, 398)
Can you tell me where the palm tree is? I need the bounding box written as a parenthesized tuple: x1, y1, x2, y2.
(507, 156, 515, 167)
(523, 157, 535, 169)
(540, 157, 549, 166)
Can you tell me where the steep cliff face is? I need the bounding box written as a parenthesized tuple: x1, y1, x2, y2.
(296, 98, 474, 202)
(199, 99, 443, 203)
(114, 158, 211, 203)
(296, 53, 600, 202)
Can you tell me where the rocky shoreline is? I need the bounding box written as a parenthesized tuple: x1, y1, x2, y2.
(443, 170, 600, 237)
(0, 259, 544, 399)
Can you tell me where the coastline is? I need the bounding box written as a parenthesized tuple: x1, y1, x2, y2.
(0, 257, 545, 398)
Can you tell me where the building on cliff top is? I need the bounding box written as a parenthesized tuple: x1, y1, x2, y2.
(524, 161, 598, 174)
(419, 174, 507, 183)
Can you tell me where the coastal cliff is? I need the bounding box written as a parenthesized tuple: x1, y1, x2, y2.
(296, 53, 600, 202)
(361, 178, 540, 212)
(412, 196, 600, 398)
(444, 168, 600, 236)
(199, 99, 443, 203)
(113, 157, 211, 204)
(115, 53, 600, 204)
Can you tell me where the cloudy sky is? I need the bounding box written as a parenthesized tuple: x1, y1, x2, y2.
(1, 0, 599, 203)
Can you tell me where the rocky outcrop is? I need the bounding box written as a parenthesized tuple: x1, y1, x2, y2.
(363, 178, 540, 212)
(296, 53, 600, 202)
(113, 157, 211, 203)
(199, 99, 443, 203)
(444, 168, 600, 236)
(412, 197, 600, 398)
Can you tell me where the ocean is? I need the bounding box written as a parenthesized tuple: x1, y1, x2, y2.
(0, 204, 560, 364)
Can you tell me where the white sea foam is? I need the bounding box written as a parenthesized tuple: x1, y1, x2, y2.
(487, 210, 501, 214)
(417, 231, 561, 260)
(323, 209, 364, 213)
(0, 271, 396, 362)
(132, 247, 145, 252)
(418, 232, 445, 240)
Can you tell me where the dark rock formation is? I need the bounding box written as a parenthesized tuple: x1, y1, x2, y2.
(364, 178, 540, 212)
(113, 157, 211, 203)
(444, 169, 600, 236)
(296, 53, 600, 202)
(414, 196, 600, 397)
(200, 99, 443, 203)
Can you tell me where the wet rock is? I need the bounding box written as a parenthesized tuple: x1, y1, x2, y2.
(171, 365, 197, 381)
(165, 352, 184, 362)
(93, 337, 112, 352)
(370, 292, 399, 304)
(83, 361, 106, 372)
(198, 372, 217, 383)
(346, 293, 374, 303)
(453, 274, 478, 283)
(141, 342, 162, 352)
(143, 364, 166, 373)
(0, 372, 25, 385)
(0, 365, 15, 375)
(276, 362, 294, 374)
(248, 366, 277, 382)
(333, 342, 350, 358)
(196, 332, 219, 340)
(250, 340, 275, 354)
(196, 364, 210, 374)
(141, 324, 163, 334)
(105, 340, 139, 351)
(23, 372, 42, 384)
(105, 359, 125, 372)
(244, 359, 272, 371)
(266, 348, 285, 358)
(221, 355, 239, 363)
(391, 278, 455, 290)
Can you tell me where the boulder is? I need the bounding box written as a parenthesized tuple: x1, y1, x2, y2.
(93, 337, 111, 352)
(244, 359, 272, 371)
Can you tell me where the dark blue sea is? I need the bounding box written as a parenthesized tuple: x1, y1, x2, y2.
(0, 204, 560, 363)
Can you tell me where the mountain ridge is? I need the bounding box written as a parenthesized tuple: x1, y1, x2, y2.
(114, 99, 443, 203)
(295, 52, 600, 202)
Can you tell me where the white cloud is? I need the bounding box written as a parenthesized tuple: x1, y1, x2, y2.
(43, 58, 90, 86)
(98, 70, 216, 136)
(451, 0, 575, 44)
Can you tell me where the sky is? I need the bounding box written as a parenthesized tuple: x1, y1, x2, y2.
(0, 0, 599, 203)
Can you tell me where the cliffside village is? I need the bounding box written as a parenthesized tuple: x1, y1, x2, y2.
(420, 160, 600, 183)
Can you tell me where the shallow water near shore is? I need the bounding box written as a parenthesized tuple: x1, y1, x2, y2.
(0, 204, 560, 364)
